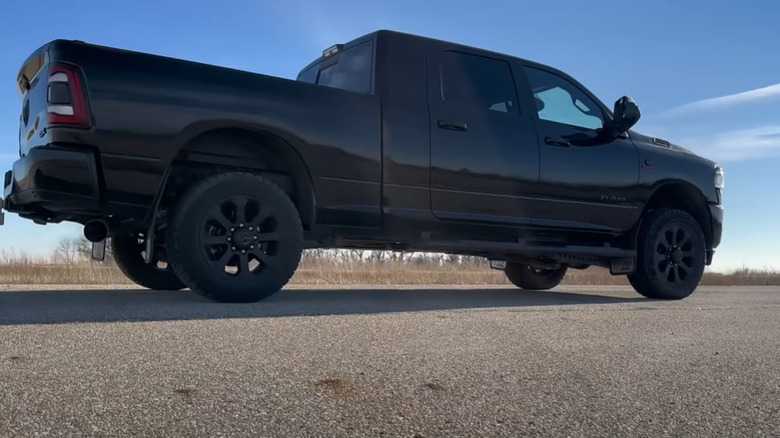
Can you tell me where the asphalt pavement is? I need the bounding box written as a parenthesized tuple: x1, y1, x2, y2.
(1, 285, 779, 437)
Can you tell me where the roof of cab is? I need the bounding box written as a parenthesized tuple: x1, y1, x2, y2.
(296, 29, 544, 78)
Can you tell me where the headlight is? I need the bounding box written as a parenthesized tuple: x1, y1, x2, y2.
(714, 165, 724, 189)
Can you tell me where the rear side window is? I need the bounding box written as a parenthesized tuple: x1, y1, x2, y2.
(297, 65, 317, 84)
(301, 41, 374, 94)
(440, 52, 518, 114)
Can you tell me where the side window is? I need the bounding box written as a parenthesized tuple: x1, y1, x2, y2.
(315, 41, 374, 94)
(296, 65, 317, 84)
(440, 52, 518, 114)
(524, 67, 604, 130)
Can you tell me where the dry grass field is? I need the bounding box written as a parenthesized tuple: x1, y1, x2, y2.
(0, 252, 777, 286)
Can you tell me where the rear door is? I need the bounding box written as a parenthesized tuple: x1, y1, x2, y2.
(520, 64, 640, 232)
(427, 48, 539, 226)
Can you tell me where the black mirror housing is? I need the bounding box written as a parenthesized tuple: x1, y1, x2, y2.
(609, 96, 641, 137)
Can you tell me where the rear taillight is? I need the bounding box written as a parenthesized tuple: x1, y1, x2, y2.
(47, 64, 90, 127)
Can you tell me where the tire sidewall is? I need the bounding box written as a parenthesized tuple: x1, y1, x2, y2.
(111, 233, 185, 290)
(168, 173, 303, 301)
(634, 210, 706, 299)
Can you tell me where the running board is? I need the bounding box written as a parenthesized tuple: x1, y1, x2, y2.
(419, 239, 636, 274)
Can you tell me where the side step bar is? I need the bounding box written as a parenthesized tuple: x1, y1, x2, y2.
(418, 239, 636, 274)
(420, 239, 634, 257)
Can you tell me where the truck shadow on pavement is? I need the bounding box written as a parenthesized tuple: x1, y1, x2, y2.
(0, 287, 648, 326)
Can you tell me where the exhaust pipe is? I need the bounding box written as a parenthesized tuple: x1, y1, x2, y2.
(83, 219, 109, 243)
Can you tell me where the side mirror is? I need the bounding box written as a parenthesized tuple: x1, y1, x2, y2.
(609, 96, 641, 137)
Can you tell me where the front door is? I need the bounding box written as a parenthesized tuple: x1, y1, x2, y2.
(520, 65, 640, 232)
(427, 49, 540, 226)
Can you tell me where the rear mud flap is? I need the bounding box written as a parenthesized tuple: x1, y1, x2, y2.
(610, 257, 635, 275)
(91, 240, 106, 261)
(489, 260, 506, 270)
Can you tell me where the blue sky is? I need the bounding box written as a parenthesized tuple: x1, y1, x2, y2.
(0, 0, 777, 272)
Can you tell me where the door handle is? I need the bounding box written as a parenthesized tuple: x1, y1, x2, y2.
(437, 120, 468, 132)
(545, 136, 571, 147)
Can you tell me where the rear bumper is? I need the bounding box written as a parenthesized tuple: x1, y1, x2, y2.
(3, 146, 101, 221)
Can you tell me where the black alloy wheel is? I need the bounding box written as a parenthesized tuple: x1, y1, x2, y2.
(629, 209, 706, 300)
(167, 172, 303, 303)
(199, 195, 284, 278)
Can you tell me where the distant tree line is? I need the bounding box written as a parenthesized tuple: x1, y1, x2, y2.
(51, 236, 114, 264)
(51, 236, 486, 267)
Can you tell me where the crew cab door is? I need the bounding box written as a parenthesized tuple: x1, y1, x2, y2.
(427, 49, 539, 225)
(520, 64, 640, 232)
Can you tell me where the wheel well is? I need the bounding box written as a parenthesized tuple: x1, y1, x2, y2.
(641, 182, 712, 247)
(162, 128, 315, 229)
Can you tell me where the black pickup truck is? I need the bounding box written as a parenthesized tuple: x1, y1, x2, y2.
(3, 30, 723, 302)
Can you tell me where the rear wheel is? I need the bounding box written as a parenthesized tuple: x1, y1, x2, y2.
(166, 172, 303, 303)
(505, 263, 567, 290)
(111, 233, 185, 290)
(628, 209, 706, 300)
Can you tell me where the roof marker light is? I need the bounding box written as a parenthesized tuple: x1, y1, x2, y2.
(322, 44, 344, 58)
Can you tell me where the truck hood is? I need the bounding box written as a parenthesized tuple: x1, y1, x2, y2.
(629, 131, 716, 166)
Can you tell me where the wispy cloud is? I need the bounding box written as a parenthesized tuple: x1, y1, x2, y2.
(266, 0, 391, 49)
(664, 83, 780, 116)
(677, 125, 780, 163)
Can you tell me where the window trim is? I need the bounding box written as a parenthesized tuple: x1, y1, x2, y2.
(296, 38, 377, 95)
(521, 63, 612, 132)
(438, 49, 522, 116)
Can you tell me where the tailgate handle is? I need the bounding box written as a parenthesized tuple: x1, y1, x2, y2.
(438, 120, 468, 132)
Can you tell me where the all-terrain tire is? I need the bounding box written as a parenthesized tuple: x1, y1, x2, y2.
(628, 209, 706, 300)
(166, 172, 303, 303)
(111, 233, 185, 290)
(505, 263, 567, 290)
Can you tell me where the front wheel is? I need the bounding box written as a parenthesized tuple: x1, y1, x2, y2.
(166, 172, 304, 303)
(505, 263, 567, 290)
(628, 209, 706, 300)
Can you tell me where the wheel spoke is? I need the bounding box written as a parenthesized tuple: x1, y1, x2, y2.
(202, 234, 228, 246)
(676, 265, 687, 281)
(256, 231, 282, 242)
(207, 249, 232, 268)
(238, 253, 251, 275)
(656, 240, 669, 255)
(254, 205, 273, 225)
(208, 204, 232, 230)
(254, 250, 274, 267)
(671, 226, 681, 245)
(663, 229, 674, 246)
(668, 265, 677, 282)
